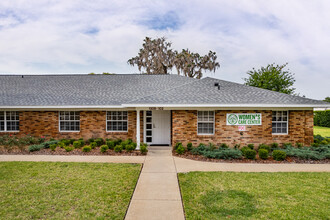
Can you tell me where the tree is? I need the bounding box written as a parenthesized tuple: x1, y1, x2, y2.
(128, 37, 220, 78)
(323, 97, 330, 102)
(127, 37, 175, 74)
(244, 63, 296, 95)
(174, 49, 220, 79)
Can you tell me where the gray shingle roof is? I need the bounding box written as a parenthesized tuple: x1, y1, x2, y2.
(0, 74, 328, 107)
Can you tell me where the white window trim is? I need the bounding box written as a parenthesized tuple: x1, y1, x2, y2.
(58, 111, 80, 132)
(0, 111, 20, 132)
(272, 110, 289, 135)
(106, 111, 128, 132)
(197, 111, 215, 135)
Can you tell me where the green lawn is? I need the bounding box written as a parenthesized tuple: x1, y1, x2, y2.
(0, 162, 141, 219)
(314, 126, 330, 137)
(178, 172, 330, 220)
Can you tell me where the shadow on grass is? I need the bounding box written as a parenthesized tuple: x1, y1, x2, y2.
(201, 190, 257, 218)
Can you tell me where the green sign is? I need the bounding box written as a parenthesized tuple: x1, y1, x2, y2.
(226, 113, 262, 125)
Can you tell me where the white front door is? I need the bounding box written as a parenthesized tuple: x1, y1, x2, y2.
(145, 110, 171, 145)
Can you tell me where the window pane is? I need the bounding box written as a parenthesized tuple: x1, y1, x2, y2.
(146, 124, 152, 129)
(146, 130, 152, 136)
(146, 137, 152, 142)
(0, 121, 4, 131)
(0, 112, 4, 121)
(146, 117, 152, 123)
(146, 111, 152, 116)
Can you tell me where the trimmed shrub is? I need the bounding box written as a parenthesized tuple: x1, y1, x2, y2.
(100, 145, 109, 153)
(219, 143, 229, 149)
(247, 144, 254, 150)
(121, 139, 133, 149)
(314, 110, 330, 128)
(90, 142, 97, 149)
(240, 146, 250, 156)
(176, 144, 185, 155)
(259, 149, 269, 160)
(28, 144, 44, 152)
(78, 139, 85, 147)
(106, 140, 115, 150)
(60, 139, 71, 146)
(82, 145, 91, 152)
(114, 145, 123, 153)
(58, 142, 65, 148)
(126, 144, 136, 152)
(50, 144, 57, 151)
(87, 138, 95, 144)
(140, 143, 148, 155)
(95, 138, 104, 146)
(258, 144, 271, 152)
(203, 149, 242, 160)
(244, 149, 257, 160)
(73, 141, 81, 149)
(296, 142, 303, 148)
(64, 146, 74, 152)
(270, 143, 279, 150)
(187, 143, 193, 151)
(175, 142, 182, 150)
(273, 150, 287, 161)
(113, 139, 122, 146)
(283, 145, 330, 160)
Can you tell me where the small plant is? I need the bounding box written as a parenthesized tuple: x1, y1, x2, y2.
(247, 144, 254, 150)
(28, 144, 44, 152)
(78, 139, 85, 147)
(100, 145, 109, 153)
(114, 139, 122, 146)
(270, 142, 279, 150)
(245, 149, 257, 160)
(50, 144, 57, 151)
(60, 139, 71, 146)
(259, 149, 269, 160)
(296, 142, 303, 148)
(273, 150, 287, 161)
(140, 143, 148, 155)
(208, 143, 217, 150)
(175, 142, 182, 150)
(106, 140, 115, 150)
(187, 142, 193, 151)
(95, 138, 104, 146)
(176, 144, 185, 155)
(121, 139, 133, 150)
(73, 141, 81, 149)
(220, 143, 229, 149)
(240, 146, 250, 156)
(87, 138, 95, 144)
(114, 145, 123, 153)
(233, 144, 240, 149)
(258, 144, 271, 152)
(283, 143, 292, 149)
(90, 142, 97, 149)
(82, 145, 92, 152)
(126, 144, 136, 152)
(58, 142, 65, 148)
(64, 146, 74, 152)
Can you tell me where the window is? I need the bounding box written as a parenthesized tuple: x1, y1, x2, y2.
(197, 111, 214, 135)
(0, 111, 19, 131)
(272, 111, 288, 134)
(59, 111, 80, 132)
(107, 111, 128, 132)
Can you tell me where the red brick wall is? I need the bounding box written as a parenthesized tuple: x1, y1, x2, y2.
(1, 111, 143, 141)
(172, 110, 314, 147)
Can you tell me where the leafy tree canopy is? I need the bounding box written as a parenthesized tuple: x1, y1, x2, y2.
(244, 63, 296, 95)
(323, 97, 330, 102)
(128, 37, 220, 78)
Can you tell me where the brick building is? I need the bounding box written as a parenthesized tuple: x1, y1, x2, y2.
(1, 74, 329, 148)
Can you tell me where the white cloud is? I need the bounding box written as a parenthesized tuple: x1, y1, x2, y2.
(0, 0, 329, 99)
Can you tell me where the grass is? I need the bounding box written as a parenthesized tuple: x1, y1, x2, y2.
(314, 126, 330, 137)
(178, 172, 330, 220)
(0, 162, 141, 219)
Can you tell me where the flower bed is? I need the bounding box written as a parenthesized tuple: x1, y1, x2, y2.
(173, 136, 330, 164)
(0, 135, 148, 156)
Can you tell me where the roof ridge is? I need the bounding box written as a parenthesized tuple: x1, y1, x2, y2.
(127, 77, 200, 103)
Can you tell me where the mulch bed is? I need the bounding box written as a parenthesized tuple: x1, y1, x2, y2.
(0, 146, 143, 156)
(174, 151, 330, 164)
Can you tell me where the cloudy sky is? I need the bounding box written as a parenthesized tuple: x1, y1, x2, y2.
(0, 0, 329, 99)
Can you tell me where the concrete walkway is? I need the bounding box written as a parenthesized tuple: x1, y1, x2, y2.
(125, 147, 185, 220)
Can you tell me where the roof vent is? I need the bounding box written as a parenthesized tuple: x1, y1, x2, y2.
(214, 82, 220, 90)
